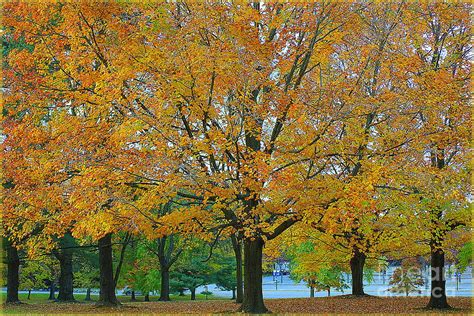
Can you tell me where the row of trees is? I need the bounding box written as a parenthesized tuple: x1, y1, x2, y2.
(2, 2, 471, 313)
(4, 230, 472, 304)
(3, 236, 240, 302)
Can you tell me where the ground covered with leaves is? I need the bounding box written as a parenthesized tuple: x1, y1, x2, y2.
(2, 296, 472, 314)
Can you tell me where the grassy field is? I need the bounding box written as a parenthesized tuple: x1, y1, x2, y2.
(1, 294, 472, 314)
(1, 292, 223, 305)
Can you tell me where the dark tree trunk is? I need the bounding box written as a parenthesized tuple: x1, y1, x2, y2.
(55, 250, 75, 301)
(144, 293, 150, 302)
(427, 245, 450, 309)
(85, 288, 91, 301)
(156, 234, 181, 302)
(350, 248, 366, 296)
(190, 288, 196, 301)
(158, 268, 170, 301)
(241, 237, 268, 313)
(28, 289, 31, 300)
(327, 288, 331, 297)
(232, 288, 236, 300)
(6, 241, 20, 304)
(130, 290, 136, 302)
(231, 235, 244, 304)
(310, 286, 315, 298)
(97, 233, 120, 306)
(49, 281, 56, 300)
(178, 289, 185, 296)
(426, 147, 450, 310)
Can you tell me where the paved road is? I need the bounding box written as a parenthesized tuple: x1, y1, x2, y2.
(203, 266, 473, 299)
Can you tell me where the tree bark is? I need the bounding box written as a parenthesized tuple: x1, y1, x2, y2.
(178, 289, 185, 296)
(310, 286, 315, 298)
(231, 234, 244, 304)
(327, 288, 331, 297)
(350, 248, 366, 296)
(130, 290, 136, 301)
(158, 267, 170, 301)
(427, 245, 450, 309)
(97, 233, 120, 306)
(55, 250, 75, 301)
(144, 293, 150, 302)
(190, 288, 196, 301)
(28, 289, 31, 300)
(49, 281, 56, 300)
(232, 288, 236, 300)
(426, 147, 450, 310)
(85, 288, 91, 301)
(155, 235, 181, 302)
(241, 237, 268, 313)
(6, 241, 20, 304)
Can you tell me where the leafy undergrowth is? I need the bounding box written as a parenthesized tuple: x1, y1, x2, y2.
(2, 297, 472, 314)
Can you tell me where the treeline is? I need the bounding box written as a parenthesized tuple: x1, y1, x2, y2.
(2, 233, 241, 304)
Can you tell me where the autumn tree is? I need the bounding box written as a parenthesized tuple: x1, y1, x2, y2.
(398, 2, 471, 309)
(1, 2, 156, 306)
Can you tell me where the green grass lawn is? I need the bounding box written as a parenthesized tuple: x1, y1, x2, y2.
(2, 291, 227, 304)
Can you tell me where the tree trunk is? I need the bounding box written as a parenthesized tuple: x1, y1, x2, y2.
(56, 250, 75, 301)
(231, 235, 244, 304)
(427, 246, 450, 309)
(28, 289, 31, 300)
(310, 286, 315, 298)
(144, 293, 150, 302)
(241, 237, 268, 313)
(97, 233, 120, 306)
(232, 288, 236, 300)
(130, 290, 136, 301)
(85, 288, 91, 301)
(158, 267, 170, 301)
(190, 288, 196, 301)
(178, 289, 185, 296)
(6, 241, 20, 304)
(49, 281, 56, 300)
(327, 288, 331, 297)
(114, 232, 131, 288)
(350, 248, 366, 296)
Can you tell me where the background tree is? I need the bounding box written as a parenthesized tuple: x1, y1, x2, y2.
(456, 242, 472, 273)
(171, 245, 213, 301)
(19, 260, 50, 300)
(120, 239, 161, 302)
(389, 258, 424, 297)
(209, 243, 237, 300)
(74, 248, 100, 301)
(287, 240, 348, 297)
